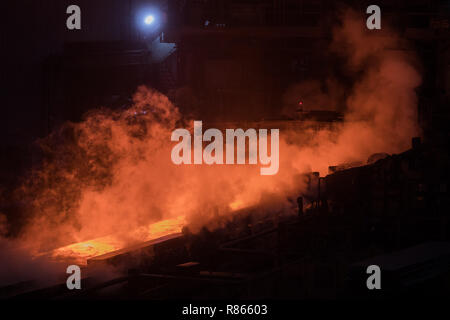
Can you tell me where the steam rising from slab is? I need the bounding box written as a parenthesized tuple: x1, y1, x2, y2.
(0, 9, 421, 281)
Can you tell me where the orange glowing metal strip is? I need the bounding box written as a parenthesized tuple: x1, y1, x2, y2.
(50, 215, 186, 265)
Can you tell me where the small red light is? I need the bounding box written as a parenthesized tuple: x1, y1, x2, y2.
(298, 101, 303, 105)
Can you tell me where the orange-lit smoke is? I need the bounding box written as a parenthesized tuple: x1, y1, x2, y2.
(6, 9, 421, 265)
(282, 8, 421, 175)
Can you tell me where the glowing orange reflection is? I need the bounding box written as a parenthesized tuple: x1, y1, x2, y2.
(50, 215, 186, 265)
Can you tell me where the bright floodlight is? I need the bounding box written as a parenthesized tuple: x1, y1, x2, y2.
(144, 15, 155, 25)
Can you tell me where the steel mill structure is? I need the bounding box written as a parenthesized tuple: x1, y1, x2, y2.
(1, 0, 450, 302)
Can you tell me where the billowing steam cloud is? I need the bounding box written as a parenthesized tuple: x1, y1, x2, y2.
(1, 8, 421, 280)
(283, 8, 421, 175)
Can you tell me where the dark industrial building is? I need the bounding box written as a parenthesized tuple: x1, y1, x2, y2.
(1, 0, 450, 303)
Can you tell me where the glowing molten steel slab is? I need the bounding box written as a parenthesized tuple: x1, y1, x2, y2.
(50, 216, 186, 265)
